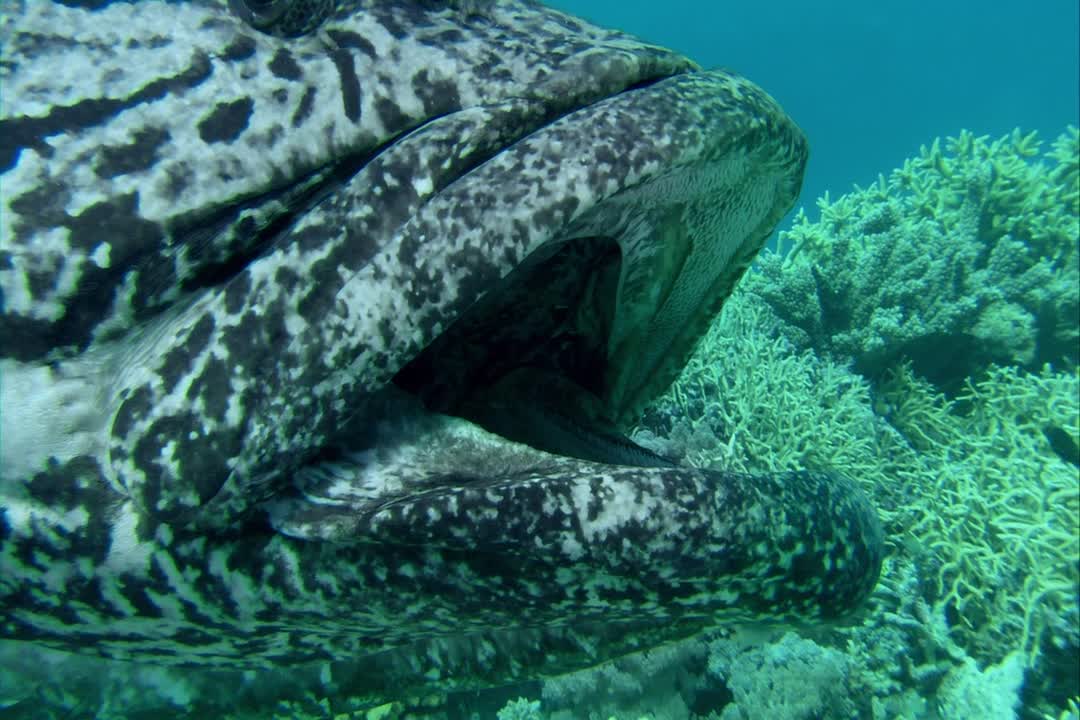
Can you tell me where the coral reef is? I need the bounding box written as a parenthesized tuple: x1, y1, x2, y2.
(876, 362, 1079, 667)
(706, 631, 853, 720)
(498, 697, 544, 720)
(747, 127, 1079, 388)
(541, 639, 706, 720)
(634, 268, 1078, 716)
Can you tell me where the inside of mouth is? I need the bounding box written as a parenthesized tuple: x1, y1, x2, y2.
(392, 235, 673, 468)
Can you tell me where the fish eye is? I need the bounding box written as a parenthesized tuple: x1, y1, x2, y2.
(227, 0, 334, 37)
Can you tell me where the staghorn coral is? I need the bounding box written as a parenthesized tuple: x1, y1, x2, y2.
(748, 127, 1079, 389)
(876, 363, 1080, 671)
(633, 290, 885, 482)
(635, 272, 1078, 715)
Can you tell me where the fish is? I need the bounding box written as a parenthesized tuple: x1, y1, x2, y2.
(0, 0, 881, 700)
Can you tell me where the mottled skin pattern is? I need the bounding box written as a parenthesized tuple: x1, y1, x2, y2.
(0, 0, 881, 697)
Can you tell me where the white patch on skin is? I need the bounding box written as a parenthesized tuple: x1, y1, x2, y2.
(571, 475, 657, 545)
(105, 502, 153, 575)
(412, 175, 434, 195)
(0, 359, 110, 491)
(34, 551, 74, 595)
(559, 534, 584, 561)
(207, 548, 262, 620)
(90, 242, 111, 268)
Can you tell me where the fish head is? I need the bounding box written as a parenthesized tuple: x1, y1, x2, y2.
(0, 0, 881, 695)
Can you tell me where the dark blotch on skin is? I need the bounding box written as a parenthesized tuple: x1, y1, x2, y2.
(112, 384, 155, 441)
(374, 9, 410, 40)
(268, 49, 303, 81)
(411, 70, 461, 116)
(162, 161, 195, 201)
(437, 28, 465, 44)
(221, 295, 288, 374)
(119, 579, 166, 619)
(172, 627, 225, 647)
(533, 196, 580, 231)
(94, 127, 171, 178)
(1, 192, 163, 361)
(9, 179, 71, 236)
(375, 96, 410, 131)
(24, 456, 115, 565)
(197, 97, 255, 144)
(274, 265, 302, 293)
(329, 50, 362, 123)
(188, 355, 232, 421)
(67, 193, 159, 257)
(223, 270, 252, 316)
(158, 314, 216, 394)
(292, 86, 316, 128)
(135, 411, 242, 516)
(295, 255, 342, 321)
(71, 578, 127, 620)
(324, 29, 377, 57)
(336, 223, 381, 272)
(23, 461, 77, 515)
(0, 51, 212, 173)
(223, 34, 258, 61)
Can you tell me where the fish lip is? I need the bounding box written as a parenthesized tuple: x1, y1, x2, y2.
(264, 66, 810, 516)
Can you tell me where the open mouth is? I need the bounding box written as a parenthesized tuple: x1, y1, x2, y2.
(391, 232, 676, 469)
(380, 73, 806, 473)
(256, 65, 809, 543)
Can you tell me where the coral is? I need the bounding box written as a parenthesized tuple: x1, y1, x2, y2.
(841, 555, 963, 720)
(497, 697, 544, 720)
(877, 363, 1080, 668)
(706, 630, 853, 720)
(635, 269, 1078, 714)
(747, 127, 1079, 388)
(633, 290, 885, 482)
(935, 652, 1025, 720)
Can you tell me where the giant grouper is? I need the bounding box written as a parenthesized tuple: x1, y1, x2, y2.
(0, 0, 882, 703)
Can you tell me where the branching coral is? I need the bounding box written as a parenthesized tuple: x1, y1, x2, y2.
(633, 290, 884, 482)
(635, 270, 1077, 715)
(706, 631, 854, 720)
(750, 127, 1079, 388)
(876, 363, 1080, 668)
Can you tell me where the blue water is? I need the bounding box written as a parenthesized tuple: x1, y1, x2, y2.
(548, 0, 1080, 214)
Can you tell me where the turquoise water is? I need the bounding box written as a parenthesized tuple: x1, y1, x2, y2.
(0, 2, 1077, 719)
(548, 0, 1080, 227)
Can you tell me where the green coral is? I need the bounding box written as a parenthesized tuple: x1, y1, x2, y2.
(636, 267, 1078, 714)
(634, 291, 884, 482)
(497, 697, 544, 720)
(706, 631, 853, 720)
(877, 363, 1080, 667)
(751, 127, 1079, 388)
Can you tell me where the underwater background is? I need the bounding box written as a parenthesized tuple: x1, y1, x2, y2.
(549, 0, 1080, 233)
(1, 1, 1077, 720)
